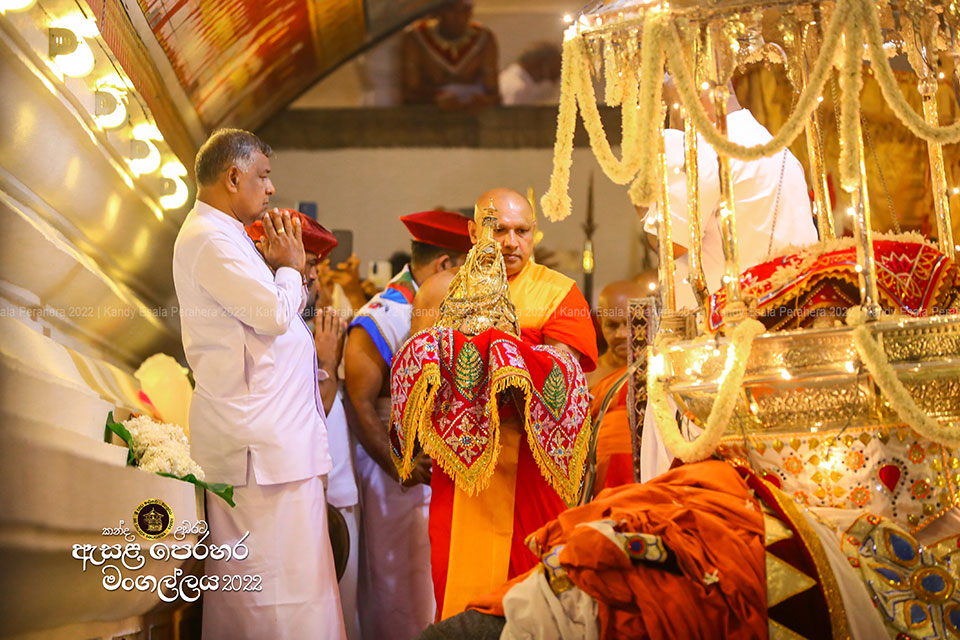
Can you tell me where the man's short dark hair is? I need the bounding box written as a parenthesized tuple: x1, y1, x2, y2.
(195, 128, 272, 186)
(389, 251, 411, 276)
(410, 241, 465, 269)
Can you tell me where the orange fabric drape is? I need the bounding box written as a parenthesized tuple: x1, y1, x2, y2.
(589, 366, 634, 496)
(470, 460, 767, 640)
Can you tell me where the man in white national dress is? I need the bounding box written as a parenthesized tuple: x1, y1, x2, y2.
(172, 128, 345, 639)
(640, 78, 818, 482)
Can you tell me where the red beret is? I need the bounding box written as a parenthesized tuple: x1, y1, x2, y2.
(246, 210, 337, 260)
(400, 210, 473, 253)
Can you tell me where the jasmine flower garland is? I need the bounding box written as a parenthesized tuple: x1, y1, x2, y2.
(647, 318, 765, 462)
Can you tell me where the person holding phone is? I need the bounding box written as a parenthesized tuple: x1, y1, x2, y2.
(344, 210, 472, 640)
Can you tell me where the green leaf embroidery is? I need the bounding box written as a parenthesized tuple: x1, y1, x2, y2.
(455, 342, 483, 399)
(543, 363, 568, 419)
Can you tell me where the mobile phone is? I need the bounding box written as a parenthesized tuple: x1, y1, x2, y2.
(327, 229, 354, 268)
(296, 201, 318, 220)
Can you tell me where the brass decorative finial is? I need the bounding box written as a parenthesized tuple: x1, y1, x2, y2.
(437, 200, 520, 337)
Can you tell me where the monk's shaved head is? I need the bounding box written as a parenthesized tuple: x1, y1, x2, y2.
(470, 187, 537, 276)
(599, 280, 646, 312)
(598, 280, 645, 365)
(473, 188, 534, 225)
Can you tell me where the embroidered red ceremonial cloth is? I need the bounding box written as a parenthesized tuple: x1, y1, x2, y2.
(707, 238, 959, 332)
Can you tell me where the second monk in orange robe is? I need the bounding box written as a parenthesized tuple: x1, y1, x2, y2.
(587, 280, 646, 496)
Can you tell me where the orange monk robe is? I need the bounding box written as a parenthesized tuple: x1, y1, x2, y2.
(589, 366, 635, 497)
(430, 260, 599, 621)
(469, 460, 768, 640)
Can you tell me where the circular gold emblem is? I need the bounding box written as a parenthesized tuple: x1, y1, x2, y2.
(133, 499, 173, 540)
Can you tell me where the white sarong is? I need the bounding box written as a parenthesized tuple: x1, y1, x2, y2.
(356, 402, 434, 640)
(203, 462, 345, 640)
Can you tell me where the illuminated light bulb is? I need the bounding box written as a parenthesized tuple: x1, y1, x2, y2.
(855, 264, 863, 273)
(94, 86, 126, 129)
(563, 13, 573, 23)
(700, 81, 710, 90)
(649, 353, 666, 377)
(0, 0, 36, 11)
(672, 102, 679, 110)
(952, 187, 959, 195)
(159, 161, 189, 210)
(817, 95, 824, 103)
(49, 16, 99, 78)
(847, 206, 855, 216)
(939, 72, 946, 79)
(647, 282, 656, 291)
(780, 369, 792, 380)
(128, 123, 162, 176)
(844, 360, 856, 373)
(712, 348, 720, 357)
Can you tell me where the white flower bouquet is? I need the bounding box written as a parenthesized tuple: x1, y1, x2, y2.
(122, 415, 205, 480)
(105, 412, 234, 506)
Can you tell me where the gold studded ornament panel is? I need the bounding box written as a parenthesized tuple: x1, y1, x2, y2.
(718, 425, 959, 534)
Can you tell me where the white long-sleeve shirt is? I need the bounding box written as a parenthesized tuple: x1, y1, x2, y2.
(644, 109, 819, 309)
(173, 200, 331, 486)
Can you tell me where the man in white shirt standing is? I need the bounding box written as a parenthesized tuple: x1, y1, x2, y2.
(641, 80, 819, 481)
(173, 129, 345, 639)
(643, 79, 819, 310)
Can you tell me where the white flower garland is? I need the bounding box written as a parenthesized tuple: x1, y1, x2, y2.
(123, 415, 206, 480)
(847, 308, 960, 448)
(861, 0, 960, 144)
(628, 15, 670, 207)
(575, 35, 645, 185)
(661, 0, 846, 160)
(541, 36, 580, 222)
(837, 0, 864, 192)
(647, 317, 765, 462)
(543, 0, 960, 217)
(603, 37, 623, 107)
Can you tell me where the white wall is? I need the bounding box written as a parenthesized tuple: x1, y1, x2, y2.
(267, 147, 652, 303)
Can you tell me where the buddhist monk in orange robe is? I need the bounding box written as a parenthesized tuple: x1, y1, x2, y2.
(412, 188, 598, 621)
(587, 280, 646, 496)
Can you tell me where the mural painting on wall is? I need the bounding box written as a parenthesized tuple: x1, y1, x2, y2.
(135, 0, 447, 130)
